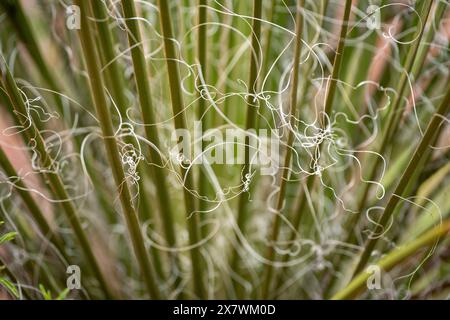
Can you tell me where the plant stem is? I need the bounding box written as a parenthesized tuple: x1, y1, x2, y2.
(2, 0, 122, 239)
(75, 0, 160, 299)
(90, 0, 128, 116)
(322, 0, 352, 123)
(0, 147, 67, 258)
(94, 0, 165, 281)
(279, 0, 351, 276)
(120, 1, 179, 259)
(0, 55, 115, 299)
(229, 0, 263, 296)
(0, 256, 33, 300)
(333, 219, 450, 300)
(324, 12, 446, 289)
(259, 0, 276, 99)
(261, 0, 305, 299)
(157, 0, 206, 299)
(274, 0, 329, 286)
(351, 80, 450, 278)
(0, 0, 67, 115)
(410, 0, 447, 81)
(197, 0, 210, 233)
(222, 0, 236, 122)
(296, 0, 352, 219)
(338, 0, 435, 258)
(323, 4, 437, 295)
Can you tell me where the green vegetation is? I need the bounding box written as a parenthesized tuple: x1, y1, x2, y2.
(0, 0, 448, 300)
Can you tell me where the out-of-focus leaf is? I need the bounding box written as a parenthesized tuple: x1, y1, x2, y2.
(0, 277, 19, 298)
(0, 231, 17, 245)
(414, 163, 450, 210)
(39, 284, 52, 300)
(56, 288, 70, 300)
(403, 184, 450, 241)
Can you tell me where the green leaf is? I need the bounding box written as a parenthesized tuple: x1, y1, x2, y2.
(0, 231, 17, 245)
(0, 277, 19, 298)
(403, 186, 450, 241)
(415, 163, 450, 210)
(56, 288, 70, 300)
(39, 284, 52, 300)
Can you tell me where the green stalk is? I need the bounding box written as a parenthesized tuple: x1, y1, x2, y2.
(0, 55, 115, 299)
(351, 80, 450, 277)
(410, 0, 447, 81)
(157, 0, 206, 298)
(339, 0, 435, 252)
(325, 8, 446, 289)
(321, 0, 352, 121)
(333, 219, 450, 299)
(75, 0, 160, 299)
(0, 0, 67, 115)
(222, 0, 236, 121)
(90, 0, 128, 116)
(91, 0, 165, 280)
(229, 0, 263, 295)
(258, 0, 276, 129)
(261, 0, 305, 299)
(2, 0, 120, 235)
(262, 0, 276, 86)
(0, 147, 67, 258)
(197, 0, 208, 105)
(197, 0, 210, 226)
(263, 0, 348, 297)
(0, 256, 32, 300)
(120, 0, 183, 289)
(296, 0, 352, 217)
(120, 0, 179, 245)
(280, 0, 351, 271)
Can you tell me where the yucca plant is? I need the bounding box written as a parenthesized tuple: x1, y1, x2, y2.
(0, 0, 449, 300)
